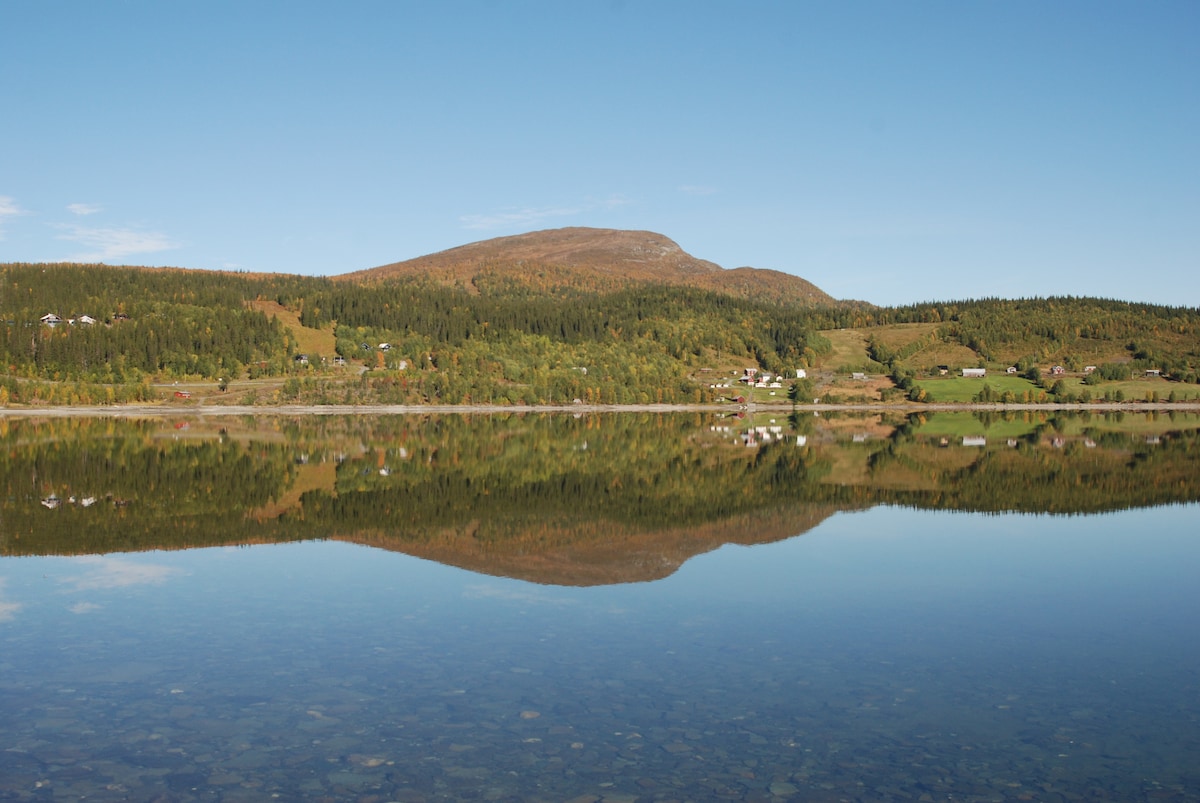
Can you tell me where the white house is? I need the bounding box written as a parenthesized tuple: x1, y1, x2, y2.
(962, 368, 987, 378)
(40, 313, 62, 326)
(796, 369, 807, 379)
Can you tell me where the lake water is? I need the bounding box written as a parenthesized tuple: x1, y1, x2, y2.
(1, 411, 1198, 801)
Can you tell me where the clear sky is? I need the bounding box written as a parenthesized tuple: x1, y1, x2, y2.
(2, 1, 1197, 307)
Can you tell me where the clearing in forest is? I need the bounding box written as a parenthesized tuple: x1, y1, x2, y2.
(251, 299, 338, 359)
(819, 329, 871, 369)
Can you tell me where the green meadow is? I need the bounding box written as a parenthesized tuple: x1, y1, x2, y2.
(912, 374, 1042, 403)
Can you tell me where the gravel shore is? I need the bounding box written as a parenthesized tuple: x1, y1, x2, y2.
(2, 401, 1198, 418)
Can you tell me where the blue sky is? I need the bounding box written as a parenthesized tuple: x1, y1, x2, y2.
(2, 1, 1196, 307)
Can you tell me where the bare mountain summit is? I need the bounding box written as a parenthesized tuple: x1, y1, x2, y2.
(338, 227, 835, 305)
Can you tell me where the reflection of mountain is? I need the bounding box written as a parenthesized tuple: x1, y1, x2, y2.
(3, 412, 1199, 585)
(333, 505, 842, 586)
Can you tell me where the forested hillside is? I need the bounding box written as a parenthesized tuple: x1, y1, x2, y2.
(871, 297, 1200, 380)
(0, 260, 834, 405)
(0, 263, 324, 402)
(2, 228, 1199, 407)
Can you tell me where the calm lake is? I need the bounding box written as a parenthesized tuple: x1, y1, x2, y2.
(1, 411, 1198, 802)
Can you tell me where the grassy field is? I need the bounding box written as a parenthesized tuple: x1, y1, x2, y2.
(867, 323, 983, 370)
(820, 329, 872, 370)
(913, 371, 1200, 405)
(900, 343, 984, 372)
(1046, 377, 1200, 402)
(817, 324, 990, 374)
(913, 375, 1042, 402)
(868, 322, 940, 349)
(251, 299, 339, 359)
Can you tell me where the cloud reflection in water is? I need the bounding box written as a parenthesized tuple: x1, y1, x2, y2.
(60, 556, 183, 591)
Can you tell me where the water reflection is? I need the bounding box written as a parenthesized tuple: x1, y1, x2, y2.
(3, 411, 1199, 582)
(1, 506, 1197, 801)
(59, 555, 184, 591)
(2, 412, 1199, 799)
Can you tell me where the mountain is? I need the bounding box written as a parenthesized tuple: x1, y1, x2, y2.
(4, 233, 1199, 404)
(338, 227, 836, 306)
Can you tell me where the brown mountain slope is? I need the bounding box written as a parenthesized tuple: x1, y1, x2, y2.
(338, 227, 836, 305)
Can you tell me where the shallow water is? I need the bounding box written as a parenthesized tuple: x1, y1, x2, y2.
(2, 503, 1198, 801)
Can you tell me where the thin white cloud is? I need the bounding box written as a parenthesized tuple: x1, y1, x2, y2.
(60, 556, 182, 591)
(593, 193, 632, 209)
(461, 205, 584, 231)
(67, 203, 102, 216)
(0, 195, 23, 239)
(679, 185, 717, 196)
(461, 194, 634, 231)
(55, 224, 179, 262)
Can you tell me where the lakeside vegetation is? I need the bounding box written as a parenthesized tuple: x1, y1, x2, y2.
(2, 260, 1198, 408)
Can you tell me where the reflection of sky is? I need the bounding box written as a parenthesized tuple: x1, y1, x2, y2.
(59, 556, 183, 591)
(68, 601, 102, 614)
(463, 584, 579, 607)
(0, 579, 20, 622)
(664, 504, 1200, 603)
(0, 506, 1197, 799)
(0, 505, 1196, 645)
(0, 555, 184, 624)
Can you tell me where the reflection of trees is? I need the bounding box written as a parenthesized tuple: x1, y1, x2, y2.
(3, 414, 1199, 583)
(849, 417, 1200, 514)
(318, 414, 827, 534)
(0, 417, 297, 554)
(932, 440, 1199, 513)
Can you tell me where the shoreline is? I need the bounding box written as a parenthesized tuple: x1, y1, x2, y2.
(3, 401, 1200, 418)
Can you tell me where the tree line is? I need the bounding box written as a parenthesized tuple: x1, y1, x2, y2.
(3, 263, 1197, 405)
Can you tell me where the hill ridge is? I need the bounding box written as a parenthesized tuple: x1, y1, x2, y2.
(337, 226, 836, 306)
